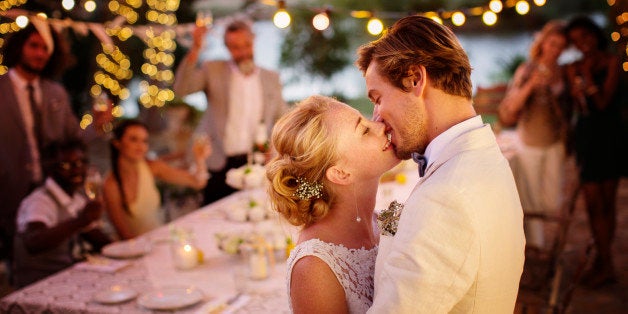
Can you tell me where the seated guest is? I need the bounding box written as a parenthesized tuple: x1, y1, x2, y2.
(12, 139, 112, 288)
(103, 119, 210, 240)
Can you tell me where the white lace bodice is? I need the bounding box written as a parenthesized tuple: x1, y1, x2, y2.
(286, 238, 377, 313)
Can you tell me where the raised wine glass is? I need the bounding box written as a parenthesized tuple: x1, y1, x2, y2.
(84, 166, 103, 200)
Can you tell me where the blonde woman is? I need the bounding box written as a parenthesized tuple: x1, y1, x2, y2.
(498, 20, 571, 248)
(266, 95, 399, 313)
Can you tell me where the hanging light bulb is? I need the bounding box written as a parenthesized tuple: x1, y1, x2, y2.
(482, 11, 498, 26)
(515, 1, 530, 15)
(312, 10, 330, 31)
(489, 0, 503, 13)
(15, 15, 29, 28)
(451, 11, 466, 26)
(61, 0, 75, 11)
(367, 17, 384, 36)
(84, 0, 96, 12)
(273, 0, 291, 29)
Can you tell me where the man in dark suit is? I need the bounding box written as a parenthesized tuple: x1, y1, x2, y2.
(0, 23, 80, 274)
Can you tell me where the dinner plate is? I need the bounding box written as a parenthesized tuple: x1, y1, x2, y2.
(138, 286, 204, 310)
(102, 239, 150, 259)
(92, 285, 138, 304)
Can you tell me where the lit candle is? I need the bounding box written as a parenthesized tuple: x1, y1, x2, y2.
(173, 243, 198, 270)
(249, 250, 268, 280)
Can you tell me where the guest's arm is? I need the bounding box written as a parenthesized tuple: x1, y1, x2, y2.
(102, 176, 137, 240)
(20, 201, 104, 255)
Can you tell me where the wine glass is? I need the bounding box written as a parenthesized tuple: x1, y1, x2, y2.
(84, 166, 103, 200)
(196, 10, 213, 27)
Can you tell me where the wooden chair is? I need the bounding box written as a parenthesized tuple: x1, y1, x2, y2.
(515, 182, 594, 314)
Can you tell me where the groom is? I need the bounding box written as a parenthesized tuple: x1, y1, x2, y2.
(356, 16, 525, 312)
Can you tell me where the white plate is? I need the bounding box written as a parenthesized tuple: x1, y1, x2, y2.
(102, 239, 150, 259)
(138, 286, 205, 310)
(93, 285, 137, 304)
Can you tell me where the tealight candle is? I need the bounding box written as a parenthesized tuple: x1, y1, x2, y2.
(249, 250, 268, 280)
(173, 243, 198, 270)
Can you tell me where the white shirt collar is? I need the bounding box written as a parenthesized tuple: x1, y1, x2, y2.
(9, 68, 40, 90)
(424, 115, 484, 167)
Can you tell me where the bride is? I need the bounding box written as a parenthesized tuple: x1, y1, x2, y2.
(266, 95, 399, 312)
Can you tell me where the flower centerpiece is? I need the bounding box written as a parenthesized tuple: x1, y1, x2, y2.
(226, 196, 273, 222)
(225, 163, 266, 190)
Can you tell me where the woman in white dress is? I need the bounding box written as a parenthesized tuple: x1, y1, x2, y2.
(103, 119, 210, 240)
(266, 95, 400, 313)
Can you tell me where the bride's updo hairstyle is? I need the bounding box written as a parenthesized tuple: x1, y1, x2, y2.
(266, 95, 341, 227)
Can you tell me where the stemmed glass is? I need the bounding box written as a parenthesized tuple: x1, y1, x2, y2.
(196, 10, 213, 27)
(84, 166, 103, 200)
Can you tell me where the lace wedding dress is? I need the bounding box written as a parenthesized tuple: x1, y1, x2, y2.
(286, 238, 377, 313)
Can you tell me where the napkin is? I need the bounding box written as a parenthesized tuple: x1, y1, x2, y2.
(194, 294, 251, 314)
(74, 256, 131, 273)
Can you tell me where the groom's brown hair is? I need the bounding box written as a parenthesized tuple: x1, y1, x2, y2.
(356, 15, 473, 99)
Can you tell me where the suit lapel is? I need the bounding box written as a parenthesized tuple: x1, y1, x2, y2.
(421, 124, 496, 181)
(0, 75, 28, 136)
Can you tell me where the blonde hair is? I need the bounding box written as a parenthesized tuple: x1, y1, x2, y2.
(529, 20, 566, 62)
(266, 95, 342, 226)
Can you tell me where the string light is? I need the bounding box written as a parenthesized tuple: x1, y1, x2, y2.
(533, 0, 546, 6)
(62, 0, 75, 11)
(482, 11, 498, 26)
(84, 0, 96, 13)
(312, 10, 330, 31)
(489, 0, 504, 13)
(272, 0, 291, 29)
(15, 15, 28, 28)
(451, 11, 466, 26)
(515, 1, 530, 15)
(366, 17, 384, 36)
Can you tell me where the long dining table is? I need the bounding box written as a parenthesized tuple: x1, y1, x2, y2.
(0, 162, 419, 313)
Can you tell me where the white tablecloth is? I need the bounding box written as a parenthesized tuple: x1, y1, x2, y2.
(0, 164, 419, 314)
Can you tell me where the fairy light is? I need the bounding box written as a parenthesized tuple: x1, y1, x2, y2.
(366, 17, 384, 36)
(84, 0, 96, 13)
(62, 0, 75, 11)
(533, 0, 546, 6)
(273, 1, 291, 29)
(139, 0, 179, 108)
(515, 1, 530, 15)
(15, 15, 29, 28)
(482, 11, 498, 26)
(312, 11, 330, 31)
(489, 0, 503, 13)
(451, 11, 466, 26)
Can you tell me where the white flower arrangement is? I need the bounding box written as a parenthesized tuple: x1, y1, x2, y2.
(225, 163, 266, 190)
(215, 229, 291, 256)
(226, 197, 273, 222)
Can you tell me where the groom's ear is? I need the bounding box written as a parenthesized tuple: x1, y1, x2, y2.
(407, 65, 427, 96)
(326, 166, 351, 186)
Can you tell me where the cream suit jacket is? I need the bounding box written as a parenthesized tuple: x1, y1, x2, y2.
(173, 59, 287, 171)
(369, 124, 525, 313)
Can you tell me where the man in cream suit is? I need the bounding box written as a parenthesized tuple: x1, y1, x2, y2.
(0, 24, 80, 273)
(174, 18, 287, 205)
(356, 16, 525, 312)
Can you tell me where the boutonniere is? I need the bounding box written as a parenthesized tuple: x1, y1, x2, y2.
(377, 200, 404, 236)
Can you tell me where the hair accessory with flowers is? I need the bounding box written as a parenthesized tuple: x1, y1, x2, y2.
(377, 200, 405, 236)
(293, 177, 323, 201)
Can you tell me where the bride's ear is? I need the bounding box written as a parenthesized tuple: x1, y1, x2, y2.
(326, 166, 351, 186)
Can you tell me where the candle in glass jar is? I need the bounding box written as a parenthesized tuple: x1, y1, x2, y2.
(173, 244, 198, 270)
(249, 251, 268, 280)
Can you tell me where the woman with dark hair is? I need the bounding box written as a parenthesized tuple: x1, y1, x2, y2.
(102, 119, 210, 240)
(565, 15, 622, 287)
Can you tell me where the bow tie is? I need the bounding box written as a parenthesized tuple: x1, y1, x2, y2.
(411, 152, 427, 177)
